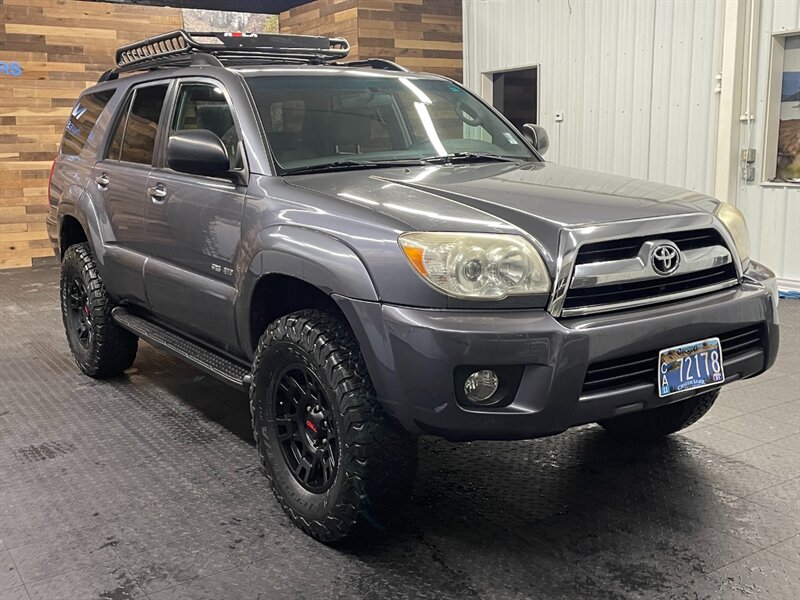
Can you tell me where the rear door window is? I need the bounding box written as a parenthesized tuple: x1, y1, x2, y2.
(61, 90, 115, 156)
(119, 84, 169, 165)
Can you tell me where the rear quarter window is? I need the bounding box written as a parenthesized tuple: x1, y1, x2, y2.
(60, 90, 116, 156)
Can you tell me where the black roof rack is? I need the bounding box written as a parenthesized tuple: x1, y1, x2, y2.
(99, 29, 351, 82)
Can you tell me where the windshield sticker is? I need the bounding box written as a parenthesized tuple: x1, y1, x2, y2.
(502, 132, 519, 144)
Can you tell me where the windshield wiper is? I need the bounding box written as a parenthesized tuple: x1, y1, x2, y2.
(421, 152, 525, 164)
(283, 158, 428, 175)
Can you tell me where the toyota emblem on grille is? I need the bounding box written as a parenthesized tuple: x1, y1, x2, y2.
(651, 244, 680, 276)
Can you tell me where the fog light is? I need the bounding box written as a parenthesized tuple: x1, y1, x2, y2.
(464, 370, 499, 404)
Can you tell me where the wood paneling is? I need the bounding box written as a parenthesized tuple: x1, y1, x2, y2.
(0, 0, 182, 269)
(0, 0, 461, 270)
(280, 0, 462, 82)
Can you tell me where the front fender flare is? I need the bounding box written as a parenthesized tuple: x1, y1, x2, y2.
(238, 225, 379, 350)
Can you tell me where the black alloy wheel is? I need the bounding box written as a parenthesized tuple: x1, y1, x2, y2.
(272, 363, 339, 493)
(64, 275, 93, 350)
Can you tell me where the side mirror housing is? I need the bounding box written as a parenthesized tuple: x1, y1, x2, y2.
(167, 129, 230, 177)
(522, 123, 549, 155)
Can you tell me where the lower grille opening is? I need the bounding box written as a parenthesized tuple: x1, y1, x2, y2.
(581, 326, 763, 395)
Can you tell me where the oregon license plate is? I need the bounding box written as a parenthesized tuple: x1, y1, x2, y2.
(658, 337, 724, 397)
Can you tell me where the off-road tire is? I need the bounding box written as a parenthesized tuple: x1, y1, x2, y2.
(598, 389, 719, 440)
(60, 243, 138, 377)
(250, 309, 417, 542)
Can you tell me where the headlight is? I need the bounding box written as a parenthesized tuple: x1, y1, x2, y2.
(715, 202, 751, 266)
(398, 232, 551, 299)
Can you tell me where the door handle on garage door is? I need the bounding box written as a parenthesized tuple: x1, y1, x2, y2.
(147, 183, 167, 203)
(95, 173, 109, 190)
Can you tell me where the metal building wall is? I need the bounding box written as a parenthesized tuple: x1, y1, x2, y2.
(462, 0, 798, 286)
(463, 0, 723, 192)
(734, 0, 800, 287)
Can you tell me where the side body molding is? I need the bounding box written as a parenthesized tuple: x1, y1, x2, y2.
(238, 225, 379, 353)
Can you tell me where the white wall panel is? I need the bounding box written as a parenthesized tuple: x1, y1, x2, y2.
(463, 0, 721, 192)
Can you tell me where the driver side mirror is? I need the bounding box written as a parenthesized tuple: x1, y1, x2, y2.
(167, 129, 231, 178)
(522, 123, 549, 155)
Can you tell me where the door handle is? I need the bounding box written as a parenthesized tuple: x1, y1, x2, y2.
(148, 183, 167, 203)
(95, 173, 109, 189)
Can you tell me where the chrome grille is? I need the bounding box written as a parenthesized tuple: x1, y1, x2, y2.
(561, 228, 739, 316)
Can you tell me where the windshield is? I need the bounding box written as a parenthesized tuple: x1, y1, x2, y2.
(245, 74, 537, 173)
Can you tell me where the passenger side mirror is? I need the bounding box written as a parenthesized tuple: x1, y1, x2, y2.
(167, 129, 231, 178)
(522, 123, 549, 155)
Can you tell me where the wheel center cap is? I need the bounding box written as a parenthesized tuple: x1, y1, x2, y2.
(304, 407, 326, 443)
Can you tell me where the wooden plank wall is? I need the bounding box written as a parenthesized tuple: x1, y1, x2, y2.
(280, 0, 360, 61)
(0, 0, 183, 269)
(280, 0, 462, 82)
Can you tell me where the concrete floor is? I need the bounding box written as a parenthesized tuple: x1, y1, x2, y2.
(0, 263, 798, 600)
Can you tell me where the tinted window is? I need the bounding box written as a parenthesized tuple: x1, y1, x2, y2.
(172, 83, 242, 170)
(61, 90, 115, 156)
(106, 94, 132, 161)
(120, 84, 168, 165)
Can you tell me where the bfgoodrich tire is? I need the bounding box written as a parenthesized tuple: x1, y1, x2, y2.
(60, 243, 138, 378)
(250, 309, 417, 542)
(598, 390, 719, 440)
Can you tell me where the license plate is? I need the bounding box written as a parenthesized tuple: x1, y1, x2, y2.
(658, 337, 724, 397)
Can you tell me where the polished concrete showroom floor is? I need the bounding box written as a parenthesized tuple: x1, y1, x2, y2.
(1, 264, 798, 600)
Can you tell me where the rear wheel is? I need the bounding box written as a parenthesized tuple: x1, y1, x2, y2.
(598, 390, 719, 440)
(60, 243, 138, 378)
(250, 309, 417, 542)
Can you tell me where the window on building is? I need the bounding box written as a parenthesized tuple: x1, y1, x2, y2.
(765, 33, 800, 184)
(491, 67, 538, 131)
(60, 90, 115, 156)
(120, 84, 169, 165)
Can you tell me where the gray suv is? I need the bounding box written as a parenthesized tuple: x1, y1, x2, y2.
(48, 31, 779, 542)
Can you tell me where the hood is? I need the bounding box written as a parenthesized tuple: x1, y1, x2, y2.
(284, 161, 719, 266)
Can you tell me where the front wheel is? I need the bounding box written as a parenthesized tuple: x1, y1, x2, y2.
(250, 309, 417, 542)
(598, 390, 719, 441)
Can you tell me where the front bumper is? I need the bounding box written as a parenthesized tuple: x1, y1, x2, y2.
(335, 262, 780, 441)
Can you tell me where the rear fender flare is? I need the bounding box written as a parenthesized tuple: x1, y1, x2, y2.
(58, 191, 109, 270)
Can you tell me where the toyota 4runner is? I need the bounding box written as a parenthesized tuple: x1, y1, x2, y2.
(48, 31, 780, 542)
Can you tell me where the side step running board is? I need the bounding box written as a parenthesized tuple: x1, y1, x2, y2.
(112, 307, 252, 390)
